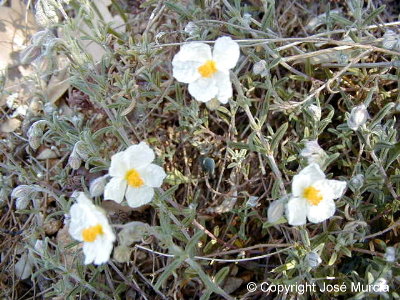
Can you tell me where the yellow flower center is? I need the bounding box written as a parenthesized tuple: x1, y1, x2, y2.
(82, 224, 104, 242)
(198, 60, 217, 78)
(125, 169, 144, 188)
(303, 186, 323, 206)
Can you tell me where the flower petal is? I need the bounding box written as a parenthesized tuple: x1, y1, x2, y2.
(172, 42, 211, 83)
(188, 77, 218, 102)
(214, 71, 232, 104)
(306, 198, 336, 223)
(286, 197, 307, 226)
(125, 186, 155, 208)
(213, 36, 240, 71)
(292, 163, 326, 197)
(92, 235, 114, 265)
(140, 164, 166, 187)
(104, 177, 127, 203)
(69, 202, 92, 241)
(124, 142, 155, 169)
(325, 179, 347, 199)
(109, 151, 129, 177)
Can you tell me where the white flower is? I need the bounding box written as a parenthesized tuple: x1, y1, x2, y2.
(172, 36, 240, 104)
(286, 163, 346, 225)
(68, 193, 115, 265)
(104, 142, 166, 208)
(347, 104, 369, 130)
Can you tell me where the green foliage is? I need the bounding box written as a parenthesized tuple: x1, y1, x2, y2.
(1, 0, 399, 299)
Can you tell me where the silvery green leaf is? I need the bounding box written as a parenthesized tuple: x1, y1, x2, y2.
(267, 199, 285, 223)
(118, 221, 152, 246)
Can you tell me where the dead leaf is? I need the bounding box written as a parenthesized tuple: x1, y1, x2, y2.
(56, 225, 80, 268)
(36, 148, 58, 160)
(1, 118, 21, 132)
(222, 277, 243, 294)
(46, 57, 70, 103)
(0, 0, 37, 70)
(14, 252, 33, 280)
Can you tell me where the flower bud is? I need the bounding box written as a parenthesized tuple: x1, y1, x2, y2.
(347, 104, 369, 131)
(252, 60, 267, 76)
(68, 149, 81, 170)
(184, 22, 198, 37)
(243, 13, 252, 25)
(267, 199, 285, 223)
(306, 104, 321, 121)
(43, 103, 57, 115)
(306, 251, 322, 268)
(74, 141, 90, 160)
(11, 185, 35, 199)
(384, 247, 396, 262)
(246, 196, 259, 208)
(27, 120, 47, 150)
(15, 196, 30, 210)
(200, 157, 215, 177)
(21, 30, 57, 65)
(89, 175, 108, 197)
(300, 140, 326, 165)
(374, 278, 389, 293)
(382, 30, 400, 51)
(349, 174, 364, 192)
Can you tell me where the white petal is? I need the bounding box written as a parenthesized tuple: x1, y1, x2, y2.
(214, 71, 232, 104)
(82, 220, 115, 265)
(125, 186, 155, 208)
(306, 198, 336, 223)
(93, 236, 114, 265)
(213, 36, 240, 71)
(76, 192, 93, 205)
(109, 151, 129, 177)
(69, 203, 87, 241)
(173, 61, 203, 84)
(292, 163, 326, 197)
(285, 197, 307, 226)
(188, 77, 218, 102)
(104, 177, 127, 203)
(324, 179, 347, 199)
(140, 164, 166, 187)
(83, 242, 97, 264)
(172, 42, 211, 83)
(124, 142, 155, 169)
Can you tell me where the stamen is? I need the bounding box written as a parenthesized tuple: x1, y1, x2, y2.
(82, 224, 104, 242)
(303, 186, 323, 206)
(198, 60, 217, 78)
(125, 169, 144, 188)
